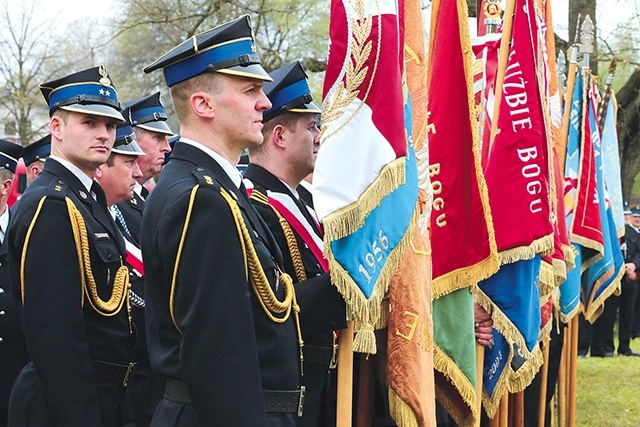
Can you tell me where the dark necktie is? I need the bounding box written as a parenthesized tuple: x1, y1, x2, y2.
(140, 186, 149, 200)
(91, 182, 122, 250)
(91, 181, 108, 210)
(295, 195, 322, 237)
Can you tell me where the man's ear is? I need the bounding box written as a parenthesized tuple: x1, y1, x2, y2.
(95, 165, 104, 180)
(1, 178, 12, 196)
(189, 92, 215, 119)
(50, 116, 63, 140)
(273, 124, 286, 148)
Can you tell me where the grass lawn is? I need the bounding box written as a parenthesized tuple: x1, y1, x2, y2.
(575, 338, 640, 426)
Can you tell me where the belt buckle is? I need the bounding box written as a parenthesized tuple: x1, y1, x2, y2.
(122, 362, 137, 387)
(329, 332, 339, 369)
(297, 386, 306, 417)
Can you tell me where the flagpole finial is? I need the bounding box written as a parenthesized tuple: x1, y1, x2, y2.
(573, 14, 582, 45)
(608, 56, 617, 72)
(579, 15, 594, 55)
(568, 14, 581, 64)
(483, 0, 502, 33)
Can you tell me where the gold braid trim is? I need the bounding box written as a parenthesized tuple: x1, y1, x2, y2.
(250, 190, 307, 282)
(170, 185, 201, 334)
(65, 198, 130, 317)
(21, 196, 49, 304)
(219, 188, 301, 327)
(221, 187, 304, 372)
(20, 195, 130, 319)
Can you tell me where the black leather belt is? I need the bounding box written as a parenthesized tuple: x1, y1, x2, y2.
(90, 360, 137, 387)
(304, 345, 337, 368)
(165, 379, 306, 416)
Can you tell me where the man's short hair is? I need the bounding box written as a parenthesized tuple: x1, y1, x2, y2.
(0, 168, 14, 181)
(170, 72, 223, 125)
(52, 109, 70, 124)
(249, 112, 300, 158)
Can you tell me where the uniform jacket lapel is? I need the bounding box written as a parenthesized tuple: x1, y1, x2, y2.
(44, 160, 125, 254)
(170, 142, 284, 265)
(244, 164, 322, 237)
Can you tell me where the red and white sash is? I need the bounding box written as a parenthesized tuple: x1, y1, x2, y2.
(245, 181, 328, 272)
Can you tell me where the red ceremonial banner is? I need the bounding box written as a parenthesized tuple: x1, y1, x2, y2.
(570, 77, 604, 264)
(482, 0, 553, 261)
(427, 0, 499, 298)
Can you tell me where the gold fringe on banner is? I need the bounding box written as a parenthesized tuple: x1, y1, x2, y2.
(482, 346, 514, 420)
(557, 287, 582, 324)
(325, 206, 419, 354)
(431, 255, 497, 299)
(539, 261, 556, 297)
(583, 264, 623, 323)
(434, 345, 478, 427)
(506, 344, 544, 393)
(322, 158, 406, 242)
(498, 234, 554, 266)
(388, 388, 420, 427)
(552, 257, 568, 286)
(450, 0, 501, 300)
(563, 244, 576, 271)
(539, 315, 554, 341)
(571, 235, 604, 268)
(474, 288, 538, 361)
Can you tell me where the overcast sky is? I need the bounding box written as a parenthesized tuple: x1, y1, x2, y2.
(29, 0, 635, 53)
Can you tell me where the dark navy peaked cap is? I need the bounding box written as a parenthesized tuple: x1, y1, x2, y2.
(0, 139, 23, 173)
(112, 123, 145, 156)
(143, 15, 272, 86)
(40, 65, 125, 122)
(263, 61, 321, 122)
(123, 92, 173, 136)
(22, 134, 51, 166)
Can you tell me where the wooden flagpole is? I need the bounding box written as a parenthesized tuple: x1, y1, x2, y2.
(487, 0, 516, 154)
(499, 391, 509, 427)
(568, 17, 595, 427)
(476, 343, 485, 427)
(472, 1, 503, 420)
(567, 317, 579, 427)
(557, 321, 570, 427)
(557, 20, 581, 175)
(355, 353, 374, 427)
(554, 23, 579, 427)
(596, 58, 617, 134)
(481, 0, 516, 422)
(537, 340, 550, 427)
(336, 321, 354, 426)
(512, 391, 524, 427)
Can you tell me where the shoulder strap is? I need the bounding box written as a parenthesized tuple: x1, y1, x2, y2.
(45, 178, 69, 201)
(191, 166, 221, 191)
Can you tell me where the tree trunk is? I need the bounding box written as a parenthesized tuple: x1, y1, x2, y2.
(616, 66, 640, 202)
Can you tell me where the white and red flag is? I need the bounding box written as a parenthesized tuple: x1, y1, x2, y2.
(314, 0, 419, 354)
